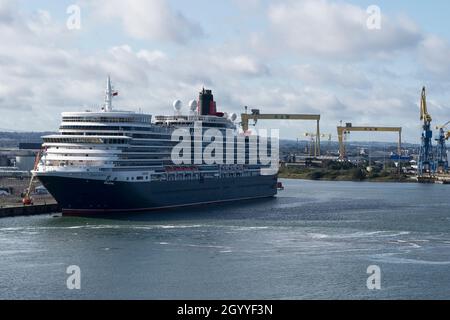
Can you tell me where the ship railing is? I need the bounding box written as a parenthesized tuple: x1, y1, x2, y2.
(154, 115, 231, 123)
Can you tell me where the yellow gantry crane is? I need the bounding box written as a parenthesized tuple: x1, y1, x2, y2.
(337, 123, 402, 160)
(304, 132, 331, 157)
(241, 108, 322, 155)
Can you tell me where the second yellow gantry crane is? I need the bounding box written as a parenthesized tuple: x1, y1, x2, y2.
(337, 123, 402, 160)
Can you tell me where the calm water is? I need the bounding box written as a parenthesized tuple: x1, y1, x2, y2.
(1, 179, 450, 300)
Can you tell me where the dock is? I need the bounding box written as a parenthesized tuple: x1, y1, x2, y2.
(0, 203, 60, 218)
(416, 174, 450, 184)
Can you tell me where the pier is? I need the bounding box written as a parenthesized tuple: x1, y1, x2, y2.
(0, 203, 60, 218)
(417, 174, 450, 184)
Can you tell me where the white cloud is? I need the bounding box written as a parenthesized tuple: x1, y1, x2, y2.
(0, 0, 15, 23)
(232, 0, 263, 12)
(418, 35, 450, 78)
(90, 0, 203, 44)
(267, 0, 422, 59)
(211, 54, 270, 77)
(292, 64, 372, 89)
(1, 0, 450, 143)
(0, 10, 231, 130)
(137, 49, 167, 64)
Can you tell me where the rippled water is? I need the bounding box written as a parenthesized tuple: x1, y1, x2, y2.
(1, 179, 450, 299)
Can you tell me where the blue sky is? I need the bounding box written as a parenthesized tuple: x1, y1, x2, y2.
(1, 0, 450, 143)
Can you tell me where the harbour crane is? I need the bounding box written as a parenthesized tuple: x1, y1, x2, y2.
(435, 120, 450, 173)
(418, 87, 434, 175)
(22, 148, 44, 205)
(241, 108, 322, 155)
(337, 123, 402, 160)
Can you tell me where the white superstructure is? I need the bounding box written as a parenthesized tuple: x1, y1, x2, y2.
(35, 77, 263, 183)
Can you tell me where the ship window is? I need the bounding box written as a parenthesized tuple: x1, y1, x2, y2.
(136, 176, 143, 181)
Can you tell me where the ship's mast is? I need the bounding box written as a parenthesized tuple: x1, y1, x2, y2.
(104, 75, 113, 112)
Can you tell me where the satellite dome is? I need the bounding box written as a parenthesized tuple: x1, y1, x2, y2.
(230, 113, 237, 122)
(173, 100, 183, 112)
(188, 100, 197, 111)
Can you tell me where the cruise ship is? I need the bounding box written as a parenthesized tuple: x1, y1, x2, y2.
(33, 77, 278, 214)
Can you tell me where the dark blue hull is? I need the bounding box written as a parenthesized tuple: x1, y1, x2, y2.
(37, 175, 278, 214)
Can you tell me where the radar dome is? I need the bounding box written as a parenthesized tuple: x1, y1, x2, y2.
(173, 100, 183, 112)
(188, 100, 197, 111)
(230, 113, 237, 122)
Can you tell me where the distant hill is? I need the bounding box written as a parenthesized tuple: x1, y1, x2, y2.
(0, 133, 420, 150)
(0, 132, 55, 148)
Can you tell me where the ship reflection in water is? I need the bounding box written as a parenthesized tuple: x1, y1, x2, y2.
(1, 179, 450, 299)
